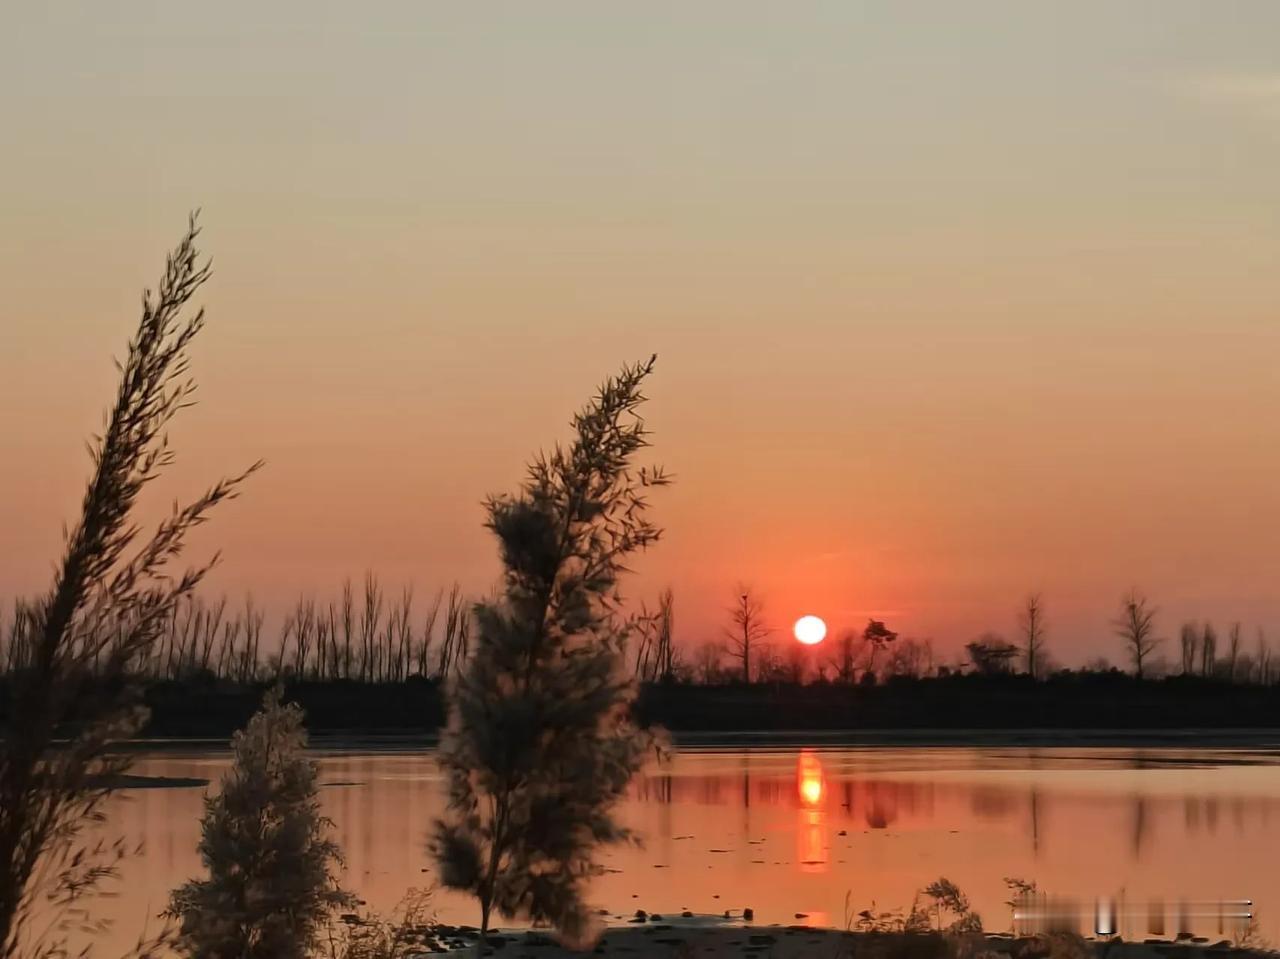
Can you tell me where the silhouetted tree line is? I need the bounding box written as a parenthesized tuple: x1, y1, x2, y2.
(0, 576, 472, 686)
(617, 587, 1280, 689)
(6, 576, 1278, 703)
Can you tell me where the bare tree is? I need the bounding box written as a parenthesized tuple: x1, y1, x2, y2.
(0, 216, 257, 956)
(1179, 622, 1199, 676)
(692, 642, 724, 684)
(885, 637, 933, 679)
(1200, 622, 1217, 677)
(1257, 628, 1274, 685)
(783, 642, 809, 684)
(414, 589, 443, 678)
(380, 586, 411, 683)
(339, 580, 355, 680)
(1113, 590, 1160, 679)
(435, 584, 470, 679)
(725, 588, 770, 683)
(431, 358, 670, 946)
(829, 630, 861, 684)
(1018, 593, 1047, 679)
(358, 573, 383, 683)
(136, 580, 455, 682)
(752, 642, 786, 683)
(1227, 622, 1243, 682)
(635, 588, 675, 683)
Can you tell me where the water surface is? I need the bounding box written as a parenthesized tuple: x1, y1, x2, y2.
(87, 744, 1280, 950)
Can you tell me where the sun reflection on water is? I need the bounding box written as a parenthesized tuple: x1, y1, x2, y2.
(797, 750, 828, 874)
(799, 751, 825, 807)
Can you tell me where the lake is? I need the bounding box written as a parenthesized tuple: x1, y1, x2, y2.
(74, 742, 1280, 952)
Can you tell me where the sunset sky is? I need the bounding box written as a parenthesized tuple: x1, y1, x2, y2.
(5, 2, 1280, 665)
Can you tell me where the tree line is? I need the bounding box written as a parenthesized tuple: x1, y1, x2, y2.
(0, 577, 472, 685)
(7, 578, 1278, 691)
(634, 587, 1280, 687)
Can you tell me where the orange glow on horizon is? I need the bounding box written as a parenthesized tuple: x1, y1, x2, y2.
(8, 4, 1280, 668)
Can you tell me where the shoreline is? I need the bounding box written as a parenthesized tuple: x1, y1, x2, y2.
(103, 728, 1280, 754)
(55, 674, 1280, 739)
(420, 924, 1276, 957)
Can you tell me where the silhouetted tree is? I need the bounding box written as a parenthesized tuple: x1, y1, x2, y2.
(830, 630, 860, 684)
(430, 358, 669, 947)
(635, 588, 675, 683)
(783, 642, 809, 684)
(692, 642, 725, 684)
(436, 584, 471, 679)
(725, 588, 770, 683)
(753, 643, 788, 683)
(1235, 652, 1256, 685)
(1018, 593, 1047, 679)
(1114, 590, 1160, 679)
(1227, 622, 1243, 682)
(1256, 629, 1274, 685)
(882, 637, 933, 679)
(1200, 622, 1217, 677)
(167, 690, 351, 959)
(1179, 622, 1199, 676)
(862, 619, 898, 679)
(0, 216, 257, 957)
(965, 634, 1020, 675)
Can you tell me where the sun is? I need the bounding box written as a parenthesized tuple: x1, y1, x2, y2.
(793, 614, 827, 646)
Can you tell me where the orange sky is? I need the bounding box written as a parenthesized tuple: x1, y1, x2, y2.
(5, 3, 1280, 664)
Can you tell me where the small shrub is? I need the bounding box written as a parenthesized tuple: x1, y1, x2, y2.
(167, 689, 352, 959)
(323, 889, 436, 959)
(918, 878, 983, 934)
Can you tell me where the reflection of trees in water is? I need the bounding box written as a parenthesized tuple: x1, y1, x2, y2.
(1132, 795, 1148, 858)
(1030, 787, 1041, 857)
(861, 782, 902, 829)
(630, 760, 1280, 855)
(970, 786, 1019, 819)
(630, 761, 936, 832)
(1181, 796, 1266, 837)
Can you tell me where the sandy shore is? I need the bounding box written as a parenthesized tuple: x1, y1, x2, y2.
(421, 920, 1274, 958)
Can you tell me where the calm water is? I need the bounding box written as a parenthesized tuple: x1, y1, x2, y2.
(81, 744, 1280, 951)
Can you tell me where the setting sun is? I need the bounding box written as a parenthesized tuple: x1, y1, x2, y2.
(793, 615, 827, 646)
